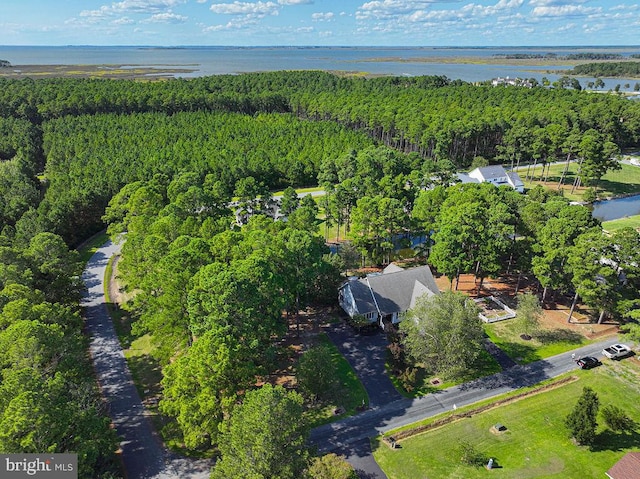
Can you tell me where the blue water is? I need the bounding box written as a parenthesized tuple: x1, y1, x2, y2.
(1, 45, 640, 88)
(592, 194, 640, 222)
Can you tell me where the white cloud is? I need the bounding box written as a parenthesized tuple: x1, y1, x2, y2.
(557, 22, 576, 30)
(532, 4, 600, 16)
(113, 16, 136, 24)
(278, 0, 314, 4)
(81, 0, 186, 18)
(528, 0, 588, 6)
(209, 1, 280, 16)
(357, 0, 432, 20)
(312, 12, 335, 21)
(145, 12, 188, 22)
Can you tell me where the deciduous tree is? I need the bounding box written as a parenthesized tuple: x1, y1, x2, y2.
(211, 384, 309, 479)
(400, 291, 484, 379)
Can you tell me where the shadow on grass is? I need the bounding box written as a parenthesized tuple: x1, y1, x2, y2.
(127, 353, 163, 399)
(591, 429, 640, 452)
(595, 178, 640, 197)
(535, 329, 584, 345)
(105, 301, 135, 349)
(492, 341, 539, 364)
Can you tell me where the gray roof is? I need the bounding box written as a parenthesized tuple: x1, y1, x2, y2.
(507, 171, 524, 187)
(474, 165, 508, 180)
(456, 172, 479, 184)
(343, 265, 439, 316)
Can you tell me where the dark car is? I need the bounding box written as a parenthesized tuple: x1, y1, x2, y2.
(576, 356, 601, 369)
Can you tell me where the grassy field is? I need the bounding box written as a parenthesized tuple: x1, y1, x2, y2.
(602, 214, 640, 233)
(520, 162, 640, 202)
(373, 359, 640, 479)
(484, 320, 591, 364)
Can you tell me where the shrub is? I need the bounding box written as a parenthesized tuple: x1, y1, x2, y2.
(307, 453, 358, 479)
(457, 440, 486, 467)
(602, 404, 636, 433)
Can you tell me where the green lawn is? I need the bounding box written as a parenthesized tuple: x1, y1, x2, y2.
(602, 214, 640, 233)
(484, 320, 590, 364)
(272, 185, 326, 197)
(388, 348, 502, 398)
(304, 333, 369, 427)
(520, 162, 640, 202)
(373, 361, 640, 479)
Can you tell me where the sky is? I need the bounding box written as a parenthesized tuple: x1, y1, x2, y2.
(1, 0, 639, 46)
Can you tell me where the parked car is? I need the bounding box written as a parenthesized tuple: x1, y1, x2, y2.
(602, 343, 632, 360)
(576, 356, 601, 369)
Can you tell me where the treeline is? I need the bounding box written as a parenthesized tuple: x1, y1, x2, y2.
(493, 53, 625, 60)
(572, 61, 640, 77)
(292, 82, 640, 163)
(35, 111, 374, 245)
(0, 232, 120, 477)
(1, 70, 640, 249)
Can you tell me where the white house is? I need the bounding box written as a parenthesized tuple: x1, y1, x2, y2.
(457, 165, 524, 192)
(338, 264, 440, 330)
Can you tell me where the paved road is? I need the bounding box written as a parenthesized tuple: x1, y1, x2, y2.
(82, 240, 212, 479)
(311, 338, 618, 474)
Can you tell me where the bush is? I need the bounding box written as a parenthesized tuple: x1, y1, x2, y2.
(602, 404, 637, 432)
(297, 344, 340, 403)
(582, 187, 597, 203)
(457, 440, 486, 467)
(398, 367, 418, 393)
(307, 453, 358, 479)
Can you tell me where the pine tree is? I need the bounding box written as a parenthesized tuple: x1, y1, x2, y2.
(565, 387, 599, 445)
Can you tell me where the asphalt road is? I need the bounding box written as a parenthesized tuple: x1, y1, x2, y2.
(311, 337, 619, 476)
(82, 240, 212, 479)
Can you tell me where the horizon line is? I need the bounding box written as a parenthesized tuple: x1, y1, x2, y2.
(2, 44, 640, 49)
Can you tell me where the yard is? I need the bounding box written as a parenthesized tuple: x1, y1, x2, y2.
(602, 214, 640, 233)
(520, 161, 640, 202)
(373, 358, 640, 478)
(434, 273, 618, 364)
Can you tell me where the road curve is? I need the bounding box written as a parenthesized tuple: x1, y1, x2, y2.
(82, 240, 212, 479)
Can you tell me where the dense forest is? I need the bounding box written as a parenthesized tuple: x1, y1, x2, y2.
(1, 71, 640, 477)
(571, 61, 640, 78)
(2, 71, 640, 247)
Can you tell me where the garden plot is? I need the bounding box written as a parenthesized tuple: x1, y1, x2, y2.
(474, 296, 516, 323)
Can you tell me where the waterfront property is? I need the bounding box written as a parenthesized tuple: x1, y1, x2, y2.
(338, 263, 440, 330)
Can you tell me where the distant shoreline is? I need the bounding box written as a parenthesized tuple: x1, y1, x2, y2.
(0, 63, 198, 80)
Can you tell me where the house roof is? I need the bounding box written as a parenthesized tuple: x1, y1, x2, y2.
(342, 264, 439, 316)
(471, 165, 508, 181)
(456, 172, 479, 184)
(607, 452, 640, 479)
(507, 171, 524, 188)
